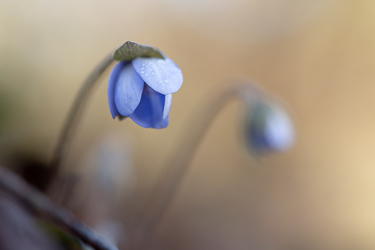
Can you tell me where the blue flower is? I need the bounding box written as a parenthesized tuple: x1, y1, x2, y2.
(108, 56, 183, 129)
(245, 101, 295, 152)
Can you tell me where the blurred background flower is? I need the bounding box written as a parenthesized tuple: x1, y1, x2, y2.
(2, 0, 375, 249)
(245, 100, 295, 153)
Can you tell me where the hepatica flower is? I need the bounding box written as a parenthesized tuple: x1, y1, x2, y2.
(108, 41, 183, 129)
(245, 100, 295, 153)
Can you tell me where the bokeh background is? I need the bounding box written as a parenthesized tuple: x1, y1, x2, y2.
(1, 0, 375, 249)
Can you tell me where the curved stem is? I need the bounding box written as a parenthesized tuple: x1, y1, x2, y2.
(49, 52, 115, 184)
(132, 82, 265, 250)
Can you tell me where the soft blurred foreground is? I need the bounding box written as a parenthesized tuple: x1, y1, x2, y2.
(2, 0, 375, 249)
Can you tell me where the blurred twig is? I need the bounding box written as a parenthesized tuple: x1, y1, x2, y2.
(0, 165, 118, 250)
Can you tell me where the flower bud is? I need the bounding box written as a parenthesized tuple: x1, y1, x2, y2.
(245, 100, 295, 153)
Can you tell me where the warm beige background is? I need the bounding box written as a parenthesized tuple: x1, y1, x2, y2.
(1, 0, 375, 249)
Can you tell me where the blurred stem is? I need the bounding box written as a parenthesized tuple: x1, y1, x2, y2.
(49, 53, 114, 187)
(132, 82, 265, 250)
(0, 165, 118, 250)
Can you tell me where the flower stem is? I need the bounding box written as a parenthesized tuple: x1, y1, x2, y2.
(49, 52, 114, 186)
(131, 82, 265, 249)
(0, 165, 118, 250)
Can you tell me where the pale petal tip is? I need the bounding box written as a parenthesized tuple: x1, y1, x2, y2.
(132, 57, 183, 95)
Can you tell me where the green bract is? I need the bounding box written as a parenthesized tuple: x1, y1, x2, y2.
(113, 41, 165, 61)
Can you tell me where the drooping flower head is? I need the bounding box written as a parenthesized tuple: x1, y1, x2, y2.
(108, 41, 183, 129)
(245, 100, 295, 153)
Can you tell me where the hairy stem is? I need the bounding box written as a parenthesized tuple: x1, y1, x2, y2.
(49, 53, 114, 185)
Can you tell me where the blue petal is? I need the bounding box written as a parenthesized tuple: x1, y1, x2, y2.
(163, 94, 172, 119)
(132, 57, 183, 95)
(154, 115, 169, 129)
(129, 85, 169, 129)
(108, 61, 128, 118)
(263, 105, 295, 151)
(129, 92, 152, 128)
(114, 63, 145, 116)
